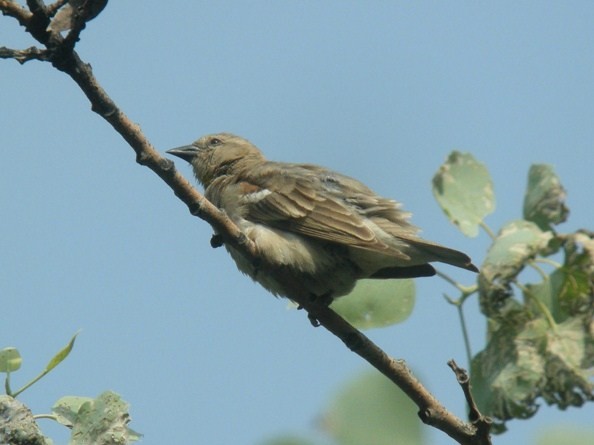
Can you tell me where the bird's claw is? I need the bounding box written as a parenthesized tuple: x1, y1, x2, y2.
(210, 234, 224, 248)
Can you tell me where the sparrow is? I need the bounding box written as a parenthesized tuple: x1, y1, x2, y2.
(167, 133, 478, 303)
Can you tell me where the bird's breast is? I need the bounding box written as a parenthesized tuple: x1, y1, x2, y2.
(224, 219, 358, 299)
(237, 219, 334, 273)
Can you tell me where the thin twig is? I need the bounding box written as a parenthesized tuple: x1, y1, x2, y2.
(443, 293, 474, 367)
(436, 269, 478, 296)
(457, 302, 473, 365)
(448, 360, 492, 444)
(0, 45, 49, 63)
(479, 221, 496, 240)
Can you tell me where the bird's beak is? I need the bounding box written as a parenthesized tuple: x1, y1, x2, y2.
(166, 145, 199, 163)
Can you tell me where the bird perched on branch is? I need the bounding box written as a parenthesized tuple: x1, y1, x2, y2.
(167, 133, 478, 304)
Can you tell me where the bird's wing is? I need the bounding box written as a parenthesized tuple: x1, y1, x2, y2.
(239, 165, 411, 259)
(226, 163, 477, 272)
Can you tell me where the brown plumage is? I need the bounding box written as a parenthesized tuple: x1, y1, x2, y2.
(167, 133, 478, 302)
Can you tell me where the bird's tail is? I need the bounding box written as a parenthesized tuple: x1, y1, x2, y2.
(406, 239, 479, 272)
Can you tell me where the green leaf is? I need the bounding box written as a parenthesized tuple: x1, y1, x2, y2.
(557, 231, 594, 318)
(523, 164, 569, 231)
(432, 151, 495, 237)
(524, 278, 563, 323)
(471, 317, 546, 430)
(45, 332, 79, 373)
(0, 348, 22, 373)
(478, 220, 552, 317)
(331, 279, 415, 330)
(471, 316, 594, 429)
(482, 220, 551, 273)
(322, 371, 424, 445)
(535, 424, 594, 445)
(521, 230, 594, 323)
(52, 396, 94, 427)
(69, 391, 141, 445)
(11, 332, 80, 397)
(540, 317, 594, 409)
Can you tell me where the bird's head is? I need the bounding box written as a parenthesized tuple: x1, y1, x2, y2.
(167, 133, 265, 187)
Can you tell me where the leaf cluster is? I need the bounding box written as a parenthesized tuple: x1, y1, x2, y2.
(0, 336, 140, 444)
(433, 154, 594, 431)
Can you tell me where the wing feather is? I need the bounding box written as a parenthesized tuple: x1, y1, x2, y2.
(240, 168, 397, 252)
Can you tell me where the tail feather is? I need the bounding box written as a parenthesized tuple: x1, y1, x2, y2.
(407, 239, 479, 272)
(370, 264, 436, 279)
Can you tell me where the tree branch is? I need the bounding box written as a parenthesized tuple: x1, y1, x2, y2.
(1, 3, 491, 444)
(0, 0, 33, 26)
(46, 0, 68, 18)
(448, 360, 493, 443)
(0, 45, 49, 63)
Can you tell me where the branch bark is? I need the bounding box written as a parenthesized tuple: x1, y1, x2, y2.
(1, 3, 491, 444)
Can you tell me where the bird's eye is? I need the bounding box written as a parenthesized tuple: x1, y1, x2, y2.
(209, 137, 222, 146)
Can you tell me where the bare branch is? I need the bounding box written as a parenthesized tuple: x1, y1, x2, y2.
(0, 45, 49, 63)
(46, 0, 68, 17)
(18, 0, 51, 43)
(26, 0, 48, 14)
(0, 0, 33, 26)
(448, 359, 493, 444)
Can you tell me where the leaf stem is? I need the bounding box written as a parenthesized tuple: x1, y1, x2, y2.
(33, 413, 59, 421)
(456, 298, 473, 365)
(443, 291, 474, 365)
(435, 270, 478, 296)
(479, 221, 496, 240)
(528, 261, 549, 282)
(514, 280, 557, 331)
(4, 370, 11, 396)
(439, 270, 478, 365)
(533, 257, 563, 269)
(12, 368, 50, 398)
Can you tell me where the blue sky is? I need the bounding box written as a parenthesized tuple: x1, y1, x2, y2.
(2, 2, 593, 444)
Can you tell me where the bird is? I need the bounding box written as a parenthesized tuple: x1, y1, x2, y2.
(167, 133, 478, 304)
